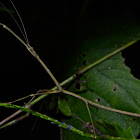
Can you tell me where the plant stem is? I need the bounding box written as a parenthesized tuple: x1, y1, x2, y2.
(30, 40, 139, 107)
(0, 23, 140, 129)
(77, 40, 139, 75)
(0, 102, 94, 138)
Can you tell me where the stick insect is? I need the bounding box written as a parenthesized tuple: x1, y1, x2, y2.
(0, 1, 140, 139)
(0, 0, 97, 138)
(72, 112, 105, 137)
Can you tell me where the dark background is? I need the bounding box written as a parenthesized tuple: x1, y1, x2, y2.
(0, 0, 140, 139)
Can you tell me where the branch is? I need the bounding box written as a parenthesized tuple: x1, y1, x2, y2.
(0, 102, 136, 140)
(0, 102, 95, 139)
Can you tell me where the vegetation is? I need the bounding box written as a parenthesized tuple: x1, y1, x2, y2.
(0, 0, 140, 139)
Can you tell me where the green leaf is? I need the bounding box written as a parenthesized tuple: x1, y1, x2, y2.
(58, 97, 72, 116)
(0, 103, 137, 139)
(61, 13, 140, 139)
(121, 127, 135, 138)
(94, 120, 135, 138)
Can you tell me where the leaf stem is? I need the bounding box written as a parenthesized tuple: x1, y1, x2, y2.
(77, 40, 139, 75)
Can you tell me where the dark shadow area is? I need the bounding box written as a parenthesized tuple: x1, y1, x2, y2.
(122, 41, 140, 79)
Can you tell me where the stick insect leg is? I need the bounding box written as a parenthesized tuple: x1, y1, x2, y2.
(85, 102, 96, 139)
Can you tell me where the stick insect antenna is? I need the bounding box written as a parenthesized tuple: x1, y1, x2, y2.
(0, 0, 29, 44)
(9, 0, 29, 44)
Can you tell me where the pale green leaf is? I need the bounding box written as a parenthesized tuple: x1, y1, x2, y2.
(58, 97, 72, 116)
